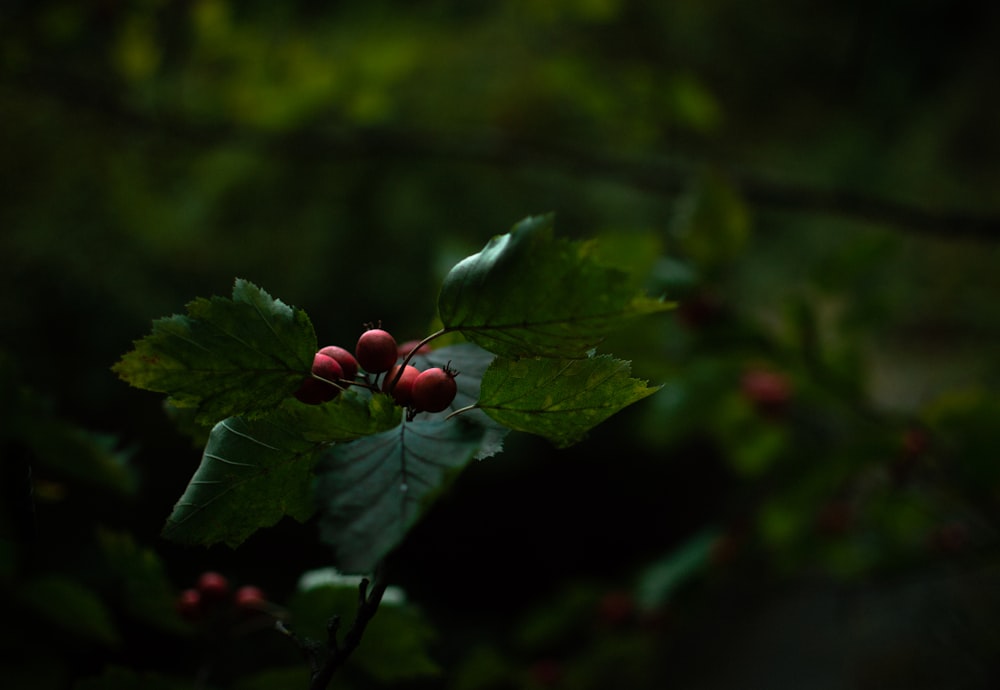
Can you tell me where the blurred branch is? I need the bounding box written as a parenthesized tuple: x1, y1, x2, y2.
(12, 72, 1000, 241)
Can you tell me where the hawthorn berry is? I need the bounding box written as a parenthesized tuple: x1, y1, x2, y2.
(356, 327, 398, 374)
(234, 584, 267, 612)
(740, 368, 792, 415)
(382, 364, 420, 406)
(175, 588, 202, 621)
(318, 345, 359, 381)
(397, 339, 431, 360)
(411, 366, 458, 413)
(196, 571, 230, 603)
(294, 352, 344, 404)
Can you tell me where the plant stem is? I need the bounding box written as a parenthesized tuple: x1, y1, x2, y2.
(281, 562, 390, 690)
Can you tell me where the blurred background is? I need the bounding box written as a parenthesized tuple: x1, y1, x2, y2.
(3, 1, 1000, 688)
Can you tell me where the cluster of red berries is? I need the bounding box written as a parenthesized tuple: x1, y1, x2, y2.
(294, 325, 459, 415)
(175, 571, 267, 623)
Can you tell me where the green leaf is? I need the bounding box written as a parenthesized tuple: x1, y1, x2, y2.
(17, 575, 120, 647)
(316, 418, 488, 574)
(96, 528, 190, 634)
(476, 355, 661, 447)
(437, 215, 672, 358)
(635, 528, 722, 611)
(163, 391, 400, 548)
(113, 279, 316, 425)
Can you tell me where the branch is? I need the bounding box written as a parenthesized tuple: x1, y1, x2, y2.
(12, 69, 1000, 241)
(277, 562, 390, 690)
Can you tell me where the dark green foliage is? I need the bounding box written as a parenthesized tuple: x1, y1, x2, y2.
(438, 215, 672, 358)
(114, 280, 317, 425)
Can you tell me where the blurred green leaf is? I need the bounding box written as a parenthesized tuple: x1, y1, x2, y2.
(672, 170, 750, 271)
(635, 528, 721, 610)
(438, 214, 672, 358)
(113, 279, 316, 425)
(17, 575, 120, 647)
(96, 529, 189, 634)
(477, 355, 660, 447)
(21, 425, 137, 496)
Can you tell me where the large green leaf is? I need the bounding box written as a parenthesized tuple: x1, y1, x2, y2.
(316, 418, 488, 574)
(476, 355, 660, 447)
(113, 279, 316, 425)
(163, 392, 399, 547)
(437, 214, 672, 358)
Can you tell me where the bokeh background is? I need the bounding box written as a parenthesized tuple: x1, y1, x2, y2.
(3, 1, 1000, 688)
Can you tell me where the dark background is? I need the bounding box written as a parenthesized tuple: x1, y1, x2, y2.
(3, 1, 1000, 688)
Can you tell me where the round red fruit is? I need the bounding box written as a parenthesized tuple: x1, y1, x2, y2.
(294, 353, 343, 404)
(382, 364, 420, 406)
(411, 367, 458, 413)
(234, 585, 266, 612)
(311, 352, 344, 384)
(294, 377, 336, 405)
(318, 345, 359, 381)
(176, 588, 202, 621)
(740, 368, 792, 414)
(397, 339, 431, 360)
(356, 328, 398, 374)
(196, 571, 230, 602)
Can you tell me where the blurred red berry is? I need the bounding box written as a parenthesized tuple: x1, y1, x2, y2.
(597, 590, 634, 626)
(741, 368, 792, 415)
(176, 588, 202, 621)
(234, 585, 267, 612)
(196, 571, 230, 602)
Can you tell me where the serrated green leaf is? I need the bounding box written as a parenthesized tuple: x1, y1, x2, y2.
(316, 419, 488, 574)
(477, 355, 660, 447)
(163, 391, 400, 548)
(113, 279, 316, 425)
(437, 215, 672, 358)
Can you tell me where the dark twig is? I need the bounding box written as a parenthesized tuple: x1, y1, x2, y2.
(277, 562, 390, 690)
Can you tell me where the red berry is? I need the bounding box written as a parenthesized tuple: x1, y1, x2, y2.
(234, 585, 266, 612)
(529, 659, 563, 688)
(740, 368, 792, 414)
(356, 328, 398, 374)
(397, 339, 431, 360)
(312, 352, 344, 384)
(294, 353, 343, 404)
(196, 571, 230, 602)
(382, 364, 420, 406)
(411, 367, 458, 413)
(597, 590, 634, 626)
(317, 345, 359, 381)
(176, 588, 202, 621)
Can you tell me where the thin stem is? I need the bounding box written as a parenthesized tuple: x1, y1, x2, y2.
(287, 562, 389, 690)
(389, 328, 450, 391)
(444, 404, 479, 421)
